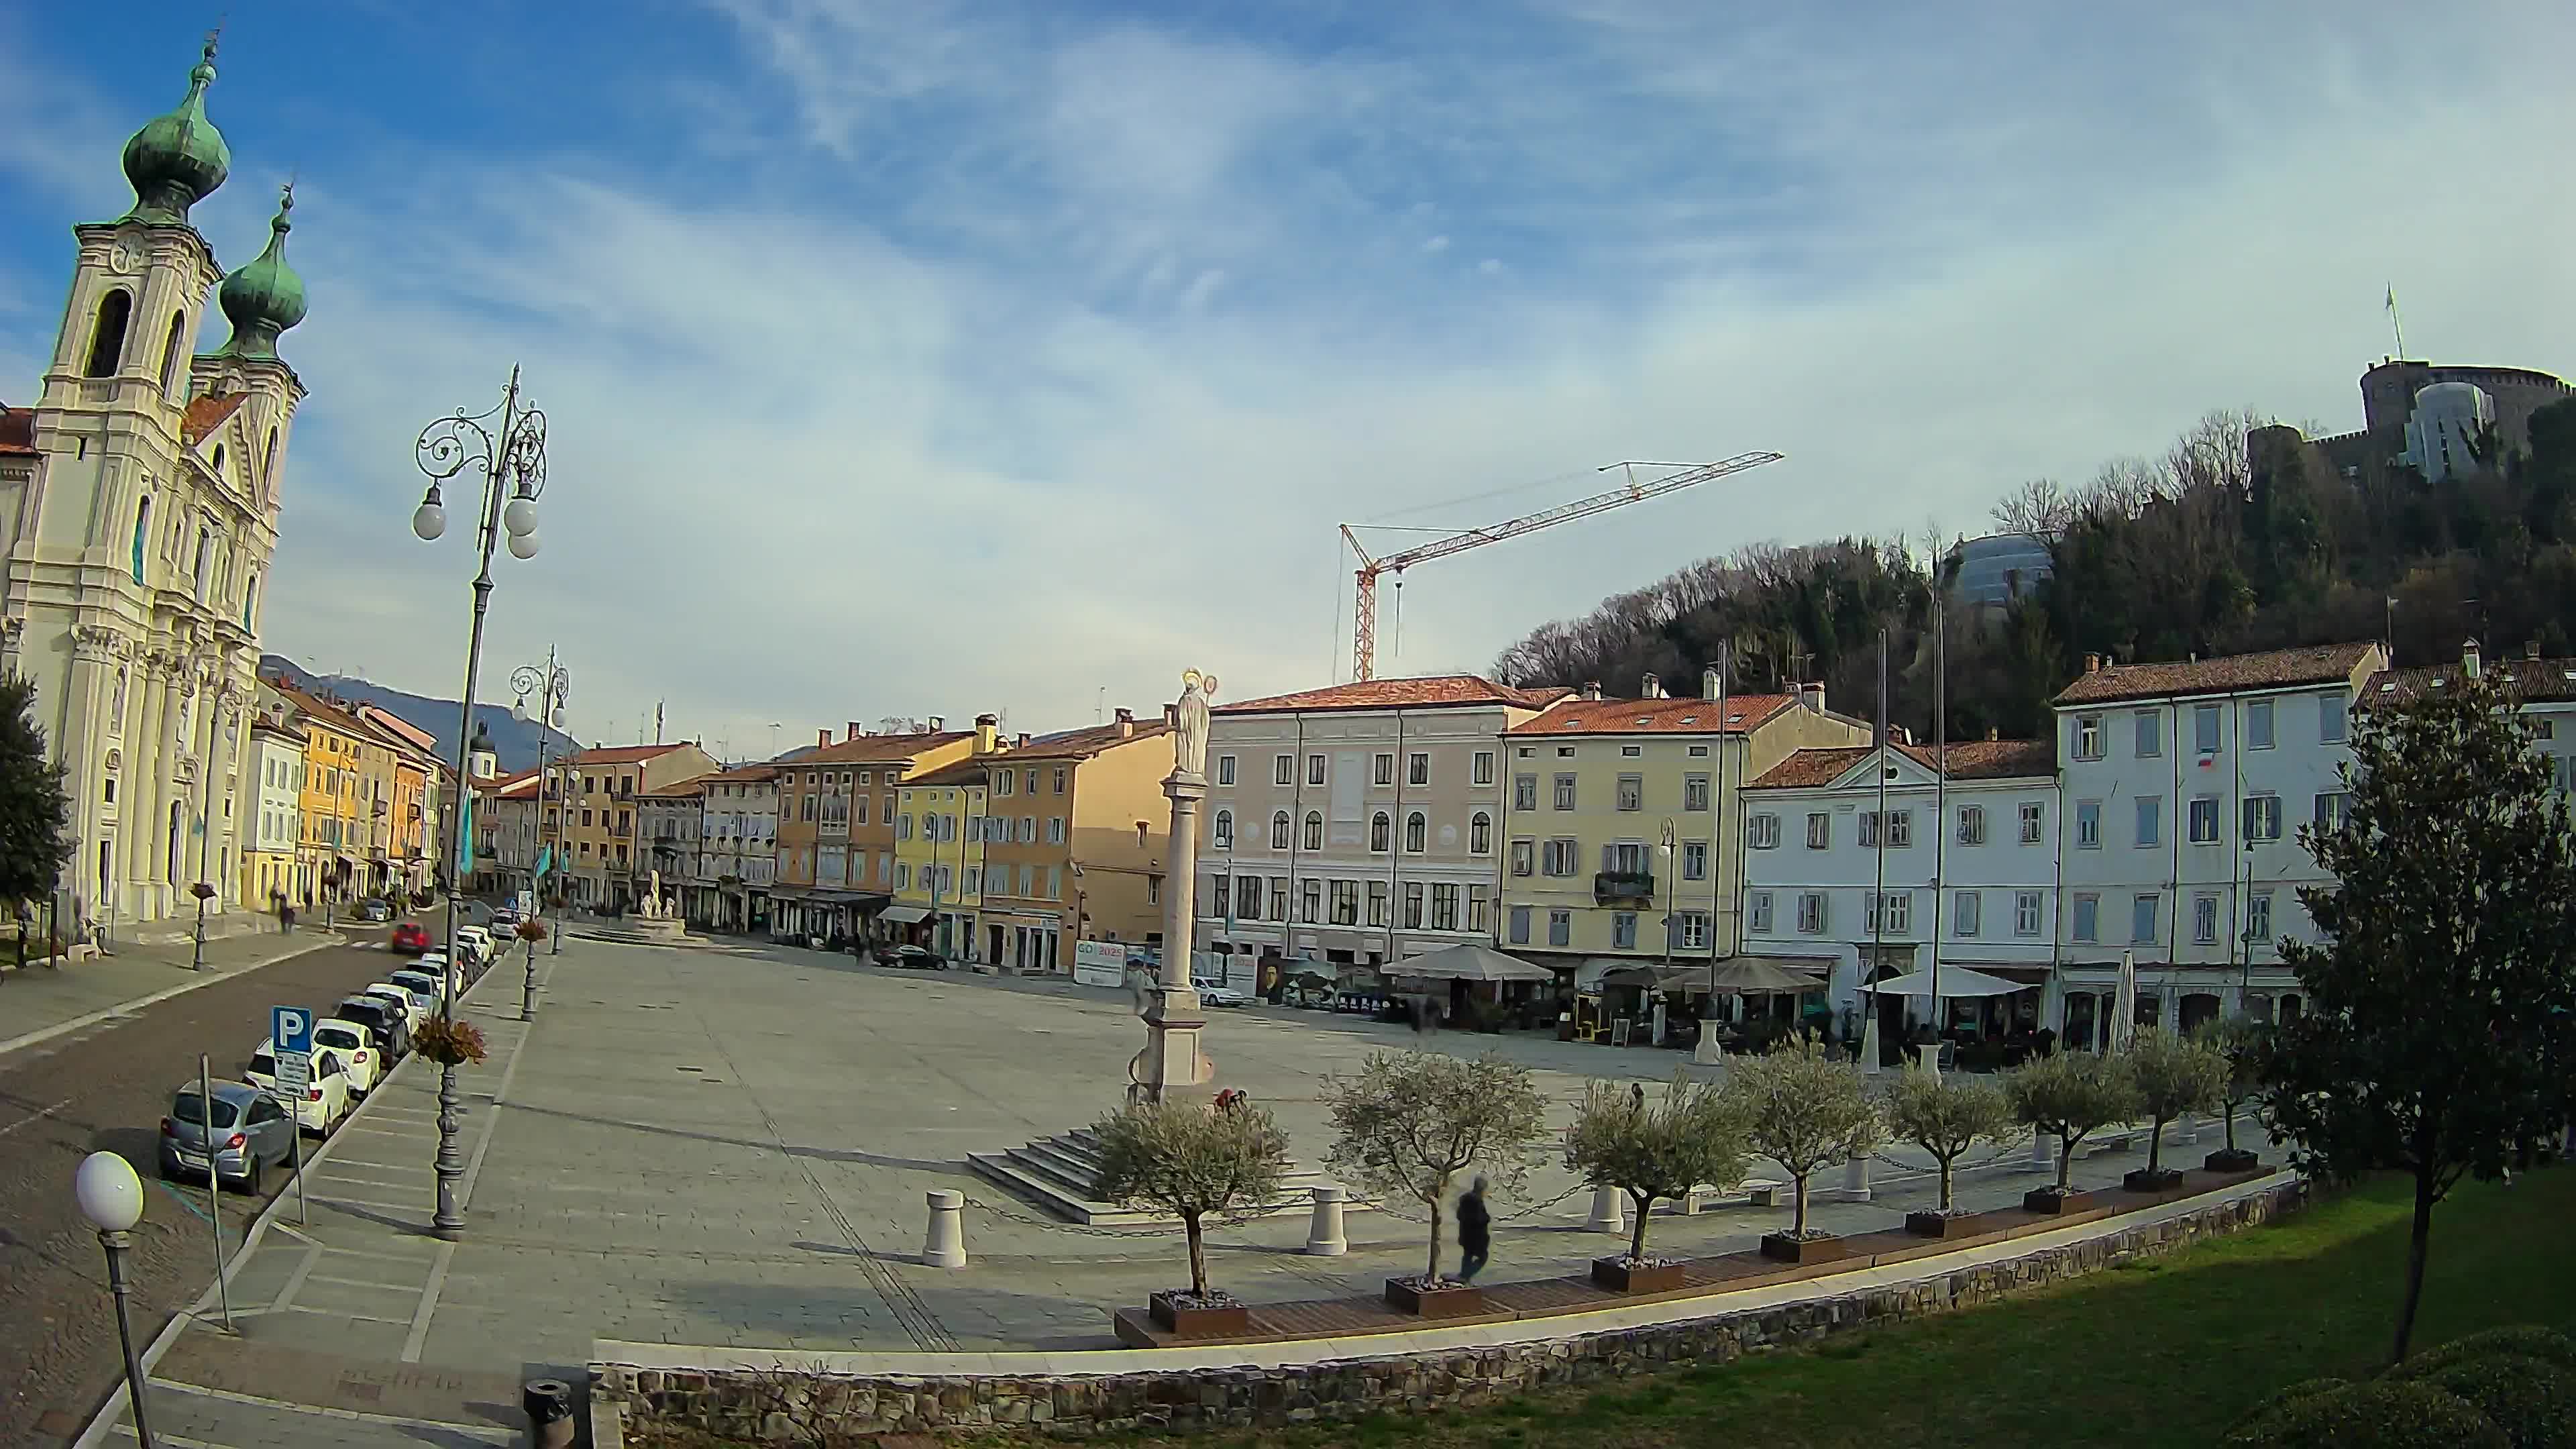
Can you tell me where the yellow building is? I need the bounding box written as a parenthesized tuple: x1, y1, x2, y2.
(770, 723, 979, 943)
(1500, 675, 1869, 975)
(894, 754, 990, 958)
(558, 742, 720, 910)
(263, 682, 374, 910)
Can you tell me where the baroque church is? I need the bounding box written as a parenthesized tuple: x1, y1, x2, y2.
(0, 37, 308, 930)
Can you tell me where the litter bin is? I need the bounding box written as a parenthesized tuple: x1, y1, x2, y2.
(523, 1378, 576, 1449)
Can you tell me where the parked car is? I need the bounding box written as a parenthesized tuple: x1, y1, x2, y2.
(362, 899, 395, 924)
(333, 996, 411, 1063)
(374, 977, 441, 1026)
(389, 922, 430, 955)
(888, 945, 947, 970)
(160, 1079, 295, 1188)
(247, 1042, 352, 1134)
(311, 1018, 382, 1097)
(1198, 983, 1252, 1009)
(363, 983, 432, 1034)
(457, 925, 492, 961)
(388, 967, 445, 1005)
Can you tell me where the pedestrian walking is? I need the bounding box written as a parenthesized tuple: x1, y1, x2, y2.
(1454, 1177, 1492, 1283)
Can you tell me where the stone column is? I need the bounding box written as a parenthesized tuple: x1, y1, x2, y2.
(133, 660, 172, 914)
(1134, 767, 1212, 1102)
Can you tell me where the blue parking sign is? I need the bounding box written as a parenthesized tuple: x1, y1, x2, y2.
(272, 1005, 313, 1056)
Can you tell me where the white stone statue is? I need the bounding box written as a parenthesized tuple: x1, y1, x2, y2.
(1174, 669, 1218, 779)
(642, 871, 664, 919)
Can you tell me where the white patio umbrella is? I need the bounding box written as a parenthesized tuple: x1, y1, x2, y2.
(1382, 943, 1556, 983)
(2114, 949, 2138, 1054)
(1860, 965, 2027, 998)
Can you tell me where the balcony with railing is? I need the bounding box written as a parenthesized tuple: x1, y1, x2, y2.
(1593, 870, 1656, 904)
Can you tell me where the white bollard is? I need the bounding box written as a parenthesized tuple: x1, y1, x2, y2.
(1835, 1153, 1872, 1203)
(2023, 1130, 2053, 1175)
(2179, 1111, 2200, 1146)
(923, 1189, 967, 1269)
(1305, 1185, 1348, 1256)
(1587, 1183, 1627, 1235)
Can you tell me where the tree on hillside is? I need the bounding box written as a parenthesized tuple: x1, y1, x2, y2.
(2263, 664, 2576, 1364)
(1562, 1071, 1749, 1263)
(1323, 1051, 1550, 1284)
(0, 674, 74, 910)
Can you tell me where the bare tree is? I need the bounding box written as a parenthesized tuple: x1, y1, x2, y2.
(1323, 1051, 1550, 1283)
(1992, 477, 2074, 542)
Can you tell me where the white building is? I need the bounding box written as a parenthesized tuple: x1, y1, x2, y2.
(0, 40, 307, 930)
(698, 762, 780, 932)
(1741, 737, 2061, 1041)
(241, 712, 303, 907)
(2050, 641, 2387, 1045)
(637, 776, 706, 917)
(1197, 676, 1562, 973)
(2369, 639, 2576, 788)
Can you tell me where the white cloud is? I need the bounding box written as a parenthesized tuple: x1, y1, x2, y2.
(3, 3, 2573, 757)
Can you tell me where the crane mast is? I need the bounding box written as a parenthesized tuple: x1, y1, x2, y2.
(1342, 451, 1784, 681)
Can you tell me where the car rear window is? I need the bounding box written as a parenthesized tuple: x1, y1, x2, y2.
(250, 1053, 278, 1076)
(316, 1026, 362, 1049)
(173, 1093, 239, 1128)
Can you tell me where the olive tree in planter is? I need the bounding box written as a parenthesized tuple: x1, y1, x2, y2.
(1725, 1034, 1882, 1264)
(1884, 1064, 2016, 1236)
(2004, 1051, 2139, 1212)
(1089, 1097, 1291, 1338)
(1324, 1051, 1548, 1316)
(2122, 1027, 2229, 1191)
(2195, 1016, 2270, 1172)
(1562, 1070, 1748, 1291)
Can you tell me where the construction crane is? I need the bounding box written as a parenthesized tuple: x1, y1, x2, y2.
(1339, 451, 1785, 681)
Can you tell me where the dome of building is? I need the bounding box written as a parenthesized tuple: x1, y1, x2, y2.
(121, 40, 229, 225)
(213, 186, 307, 362)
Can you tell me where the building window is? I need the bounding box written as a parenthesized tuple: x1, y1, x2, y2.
(130, 495, 152, 582)
(1373, 753, 1394, 786)
(1553, 773, 1576, 810)
(1548, 909, 1571, 947)
(2243, 794, 2284, 842)
(1216, 755, 1236, 786)
(2131, 893, 2160, 944)
(1867, 890, 1911, 935)
(2014, 890, 2043, 937)
(1513, 774, 1538, 810)
(1681, 840, 1707, 880)
(1407, 752, 1429, 787)
(2193, 893, 2220, 945)
(1508, 905, 1532, 944)
(1956, 805, 1986, 845)
(2074, 714, 2103, 760)
(1617, 775, 1642, 811)
(1805, 812, 1830, 849)
(1272, 811, 1291, 849)
(1431, 883, 1459, 930)
(1469, 812, 1492, 854)
(1212, 810, 1232, 849)
(2135, 710, 2161, 759)
(1796, 891, 1826, 933)
(2313, 792, 2349, 832)
(2072, 892, 2099, 943)
(1683, 773, 1710, 811)
(1749, 814, 1779, 849)
(2194, 704, 2221, 753)
(1269, 877, 1287, 919)
(2135, 795, 2161, 848)
(1467, 885, 1489, 933)
(86, 288, 133, 378)
(1295, 881, 1317, 924)
(1237, 875, 1261, 922)
(1541, 838, 1578, 876)
(1053, 767, 1067, 793)
(1509, 839, 1534, 876)
(1307, 754, 1326, 786)
(2320, 695, 2348, 744)
(1954, 890, 1981, 937)
(1370, 812, 1391, 852)
(2246, 699, 2276, 750)
(1611, 911, 1637, 949)
(1303, 812, 1323, 851)
(1398, 881, 1420, 927)
(2247, 889, 2274, 943)
(2019, 800, 2044, 843)
(2189, 795, 2220, 845)
(1748, 892, 1774, 932)
(2076, 799, 2101, 849)
(1048, 816, 1065, 845)
(1405, 812, 1426, 852)
(1366, 879, 1387, 926)
(1472, 751, 1495, 786)
(1274, 755, 1293, 786)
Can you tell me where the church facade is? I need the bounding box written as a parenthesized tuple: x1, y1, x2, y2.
(0, 36, 310, 930)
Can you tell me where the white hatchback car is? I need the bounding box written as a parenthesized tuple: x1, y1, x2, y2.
(248, 1040, 353, 1134)
(363, 983, 432, 1034)
(311, 1018, 383, 1097)
(457, 925, 493, 960)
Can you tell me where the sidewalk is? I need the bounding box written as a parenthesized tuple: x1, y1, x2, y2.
(0, 927, 351, 1060)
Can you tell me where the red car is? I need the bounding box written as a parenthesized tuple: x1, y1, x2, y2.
(390, 922, 430, 955)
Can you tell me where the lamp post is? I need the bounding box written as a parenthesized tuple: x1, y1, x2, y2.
(513, 652, 568, 1017)
(412, 367, 549, 1239)
(188, 879, 214, 970)
(74, 1151, 156, 1449)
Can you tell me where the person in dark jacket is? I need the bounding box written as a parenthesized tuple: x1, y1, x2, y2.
(1454, 1176, 1492, 1283)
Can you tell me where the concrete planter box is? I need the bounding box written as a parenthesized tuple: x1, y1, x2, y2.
(2123, 1167, 2187, 1193)
(1590, 1257, 1686, 1293)
(1758, 1232, 1846, 1265)
(2204, 1148, 2262, 1173)
(1383, 1278, 1485, 1318)
(1148, 1291, 1250, 1338)
(2023, 1187, 2098, 1216)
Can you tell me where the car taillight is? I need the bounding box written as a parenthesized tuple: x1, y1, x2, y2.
(356, 1051, 369, 1063)
(307, 1087, 324, 1102)
(225, 1133, 246, 1150)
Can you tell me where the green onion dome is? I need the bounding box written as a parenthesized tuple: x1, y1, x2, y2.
(121, 39, 230, 225)
(214, 186, 307, 361)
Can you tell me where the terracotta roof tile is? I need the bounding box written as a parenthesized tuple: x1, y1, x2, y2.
(1217, 675, 1566, 715)
(569, 743, 692, 765)
(792, 731, 973, 766)
(1752, 738, 2055, 789)
(2052, 642, 2382, 706)
(180, 394, 246, 447)
(700, 762, 784, 784)
(639, 775, 710, 798)
(2366, 654, 2576, 708)
(908, 757, 994, 787)
(0, 407, 34, 457)
(1511, 694, 1797, 736)
(1001, 719, 1173, 761)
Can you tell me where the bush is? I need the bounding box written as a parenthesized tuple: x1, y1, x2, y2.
(2221, 1379, 2509, 1448)
(2390, 1326, 2576, 1379)
(2408, 1353, 2576, 1448)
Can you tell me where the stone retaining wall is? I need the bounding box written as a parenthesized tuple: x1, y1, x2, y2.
(597, 1179, 2306, 1442)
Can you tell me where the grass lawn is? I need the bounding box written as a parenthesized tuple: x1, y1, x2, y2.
(998, 1169, 2575, 1449)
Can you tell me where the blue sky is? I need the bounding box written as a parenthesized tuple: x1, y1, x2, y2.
(5, 2, 2574, 754)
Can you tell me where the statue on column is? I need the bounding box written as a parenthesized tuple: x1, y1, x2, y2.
(1173, 669, 1218, 778)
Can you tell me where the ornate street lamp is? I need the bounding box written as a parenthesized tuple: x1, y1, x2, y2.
(412, 368, 548, 1239)
(512, 651, 570, 1008)
(74, 1151, 156, 1448)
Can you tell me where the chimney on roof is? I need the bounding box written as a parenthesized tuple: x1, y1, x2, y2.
(974, 712, 999, 755)
(1016, 732, 1031, 747)
(1580, 680, 1604, 701)
(1640, 672, 1663, 699)
(1986, 727, 2000, 742)
(2463, 639, 2482, 680)
(926, 715, 945, 733)
(1701, 667, 1721, 700)
(2528, 640, 2543, 660)
(817, 728, 830, 747)
(1800, 682, 1825, 714)
(2084, 652, 2102, 674)
(1114, 706, 1135, 738)
(847, 721, 863, 741)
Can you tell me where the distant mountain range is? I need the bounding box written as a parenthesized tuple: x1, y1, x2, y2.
(259, 655, 578, 775)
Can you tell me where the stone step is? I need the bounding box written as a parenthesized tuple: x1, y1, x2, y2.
(968, 1135, 1368, 1228)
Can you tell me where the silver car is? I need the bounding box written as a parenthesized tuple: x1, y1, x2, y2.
(160, 1079, 296, 1189)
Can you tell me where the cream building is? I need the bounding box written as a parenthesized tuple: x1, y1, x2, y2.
(0, 39, 308, 930)
(238, 710, 304, 910)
